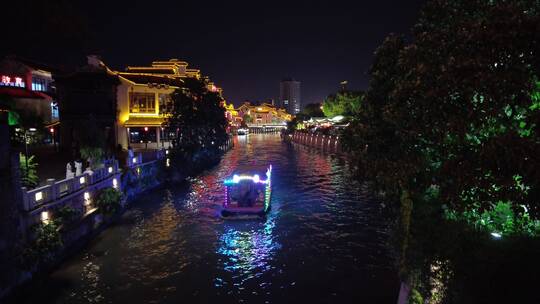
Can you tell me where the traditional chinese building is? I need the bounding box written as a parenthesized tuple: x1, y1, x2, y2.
(56, 57, 224, 152)
(223, 100, 241, 127)
(237, 102, 293, 126)
(54, 56, 120, 155)
(114, 59, 222, 149)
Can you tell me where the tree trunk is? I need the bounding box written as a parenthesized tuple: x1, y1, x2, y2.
(399, 187, 414, 279)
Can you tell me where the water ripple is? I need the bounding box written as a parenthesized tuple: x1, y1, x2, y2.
(19, 134, 398, 304)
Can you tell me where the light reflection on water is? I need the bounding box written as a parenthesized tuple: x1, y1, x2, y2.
(13, 134, 398, 304)
(216, 213, 280, 289)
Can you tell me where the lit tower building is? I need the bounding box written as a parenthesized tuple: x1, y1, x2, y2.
(279, 78, 301, 114)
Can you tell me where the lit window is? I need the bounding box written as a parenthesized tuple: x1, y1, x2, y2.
(35, 191, 43, 201)
(129, 92, 156, 113)
(31, 77, 47, 92)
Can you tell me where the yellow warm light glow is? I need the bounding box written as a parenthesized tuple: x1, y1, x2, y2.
(128, 113, 160, 117)
(120, 113, 130, 123)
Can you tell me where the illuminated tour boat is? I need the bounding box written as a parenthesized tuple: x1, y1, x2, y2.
(221, 165, 272, 219)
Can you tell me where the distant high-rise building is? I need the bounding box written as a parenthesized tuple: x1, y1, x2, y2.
(279, 78, 301, 114)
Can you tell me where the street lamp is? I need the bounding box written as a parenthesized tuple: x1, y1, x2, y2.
(144, 127, 149, 149)
(50, 127, 57, 151)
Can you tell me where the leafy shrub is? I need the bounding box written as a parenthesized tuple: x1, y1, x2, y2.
(444, 201, 540, 237)
(55, 205, 80, 225)
(409, 289, 424, 304)
(95, 188, 122, 215)
(19, 153, 39, 188)
(21, 221, 62, 269)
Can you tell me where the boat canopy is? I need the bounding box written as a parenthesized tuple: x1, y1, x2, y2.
(224, 164, 272, 186)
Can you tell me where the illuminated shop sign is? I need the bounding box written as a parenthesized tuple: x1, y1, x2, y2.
(1, 75, 25, 88)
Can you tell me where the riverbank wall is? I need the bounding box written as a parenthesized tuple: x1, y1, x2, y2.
(1, 137, 233, 300)
(291, 131, 343, 154)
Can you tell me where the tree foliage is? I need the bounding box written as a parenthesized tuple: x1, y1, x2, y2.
(19, 153, 39, 189)
(165, 78, 228, 154)
(301, 103, 324, 118)
(346, 0, 540, 220)
(95, 188, 122, 215)
(343, 0, 540, 295)
(322, 91, 363, 118)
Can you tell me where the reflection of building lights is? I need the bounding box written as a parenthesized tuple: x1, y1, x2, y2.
(41, 211, 49, 223)
(113, 178, 118, 188)
(79, 176, 86, 184)
(35, 191, 43, 202)
(132, 157, 137, 164)
(166, 158, 170, 167)
(165, 149, 169, 155)
(84, 191, 91, 206)
(108, 166, 113, 173)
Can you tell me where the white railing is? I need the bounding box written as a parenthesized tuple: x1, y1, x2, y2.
(22, 159, 120, 211)
(292, 131, 342, 154)
(128, 153, 143, 168)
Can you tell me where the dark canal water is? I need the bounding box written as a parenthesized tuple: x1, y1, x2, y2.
(16, 134, 398, 303)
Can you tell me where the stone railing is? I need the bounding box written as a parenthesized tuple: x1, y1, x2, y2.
(22, 159, 120, 212)
(291, 131, 342, 154)
(127, 152, 143, 168)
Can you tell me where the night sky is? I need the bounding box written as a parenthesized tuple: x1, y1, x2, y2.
(4, 0, 426, 107)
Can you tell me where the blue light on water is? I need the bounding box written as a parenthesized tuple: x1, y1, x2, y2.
(216, 214, 280, 288)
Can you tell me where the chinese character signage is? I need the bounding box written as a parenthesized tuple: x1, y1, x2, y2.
(0, 75, 25, 88)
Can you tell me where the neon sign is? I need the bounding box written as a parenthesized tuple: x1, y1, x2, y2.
(1, 75, 25, 88)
